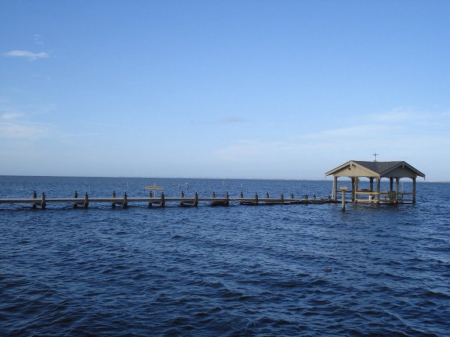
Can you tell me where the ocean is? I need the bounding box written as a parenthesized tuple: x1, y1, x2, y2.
(1, 176, 449, 336)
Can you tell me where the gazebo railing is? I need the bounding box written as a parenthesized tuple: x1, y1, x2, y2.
(353, 190, 414, 203)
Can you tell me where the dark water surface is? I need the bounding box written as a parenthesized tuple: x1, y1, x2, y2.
(1, 176, 449, 336)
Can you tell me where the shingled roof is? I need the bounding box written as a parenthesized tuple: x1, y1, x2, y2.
(326, 160, 425, 178)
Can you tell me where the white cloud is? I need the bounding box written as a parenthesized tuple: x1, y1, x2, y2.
(369, 108, 419, 122)
(214, 106, 450, 170)
(2, 112, 23, 120)
(4, 50, 49, 60)
(0, 122, 50, 140)
(301, 124, 397, 140)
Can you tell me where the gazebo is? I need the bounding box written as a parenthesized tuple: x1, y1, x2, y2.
(325, 160, 425, 204)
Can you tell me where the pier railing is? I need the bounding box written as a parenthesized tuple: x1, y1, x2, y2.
(339, 190, 415, 204)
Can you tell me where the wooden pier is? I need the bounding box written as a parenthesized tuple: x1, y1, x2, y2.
(0, 191, 332, 210)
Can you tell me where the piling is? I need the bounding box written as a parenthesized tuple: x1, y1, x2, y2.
(123, 192, 128, 208)
(41, 192, 46, 209)
(148, 191, 152, 208)
(33, 191, 37, 209)
(194, 192, 198, 207)
(340, 186, 348, 212)
(73, 191, 78, 208)
(83, 193, 89, 208)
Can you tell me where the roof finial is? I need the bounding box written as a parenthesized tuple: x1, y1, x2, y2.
(373, 152, 379, 162)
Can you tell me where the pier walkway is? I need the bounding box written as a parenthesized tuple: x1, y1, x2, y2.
(0, 191, 332, 209)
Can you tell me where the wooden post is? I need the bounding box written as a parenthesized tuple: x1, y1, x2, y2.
(254, 193, 258, 205)
(225, 192, 229, 206)
(123, 192, 128, 208)
(305, 194, 308, 204)
(340, 186, 348, 211)
(395, 178, 399, 202)
(73, 190, 78, 208)
(83, 193, 89, 208)
(351, 177, 356, 202)
(160, 192, 165, 207)
(180, 191, 185, 207)
(32, 191, 37, 209)
(112, 191, 116, 208)
(291, 193, 294, 199)
(265, 192, 269, 199)
(376, 178, 381, 203)
(390, 177, 394, 192)
(333, 176, 338, 201)
(370, 178, 374, 192)
(194, 192, 198, 207)
(148, 191, 153, 208)
(412, 177, 416, 203)
(212, 191, 215, 198)
(239, 192, 243, 199)
(280, 193, 284, 203)
(41, 192, 46, 209)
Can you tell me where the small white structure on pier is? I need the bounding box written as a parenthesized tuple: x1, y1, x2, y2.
(326, 160, 425, 204)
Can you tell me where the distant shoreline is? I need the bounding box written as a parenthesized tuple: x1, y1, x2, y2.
(0, 175, 448, 183)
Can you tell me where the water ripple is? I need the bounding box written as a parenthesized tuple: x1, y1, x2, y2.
(1, 177, 450, 336)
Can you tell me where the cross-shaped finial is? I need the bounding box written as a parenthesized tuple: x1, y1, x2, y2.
(373, 152, 379, 162)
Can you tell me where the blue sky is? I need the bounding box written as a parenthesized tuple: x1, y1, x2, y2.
(1, 1, 449, 180)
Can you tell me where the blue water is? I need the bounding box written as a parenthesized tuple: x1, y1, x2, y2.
(1, 176, 449, 336)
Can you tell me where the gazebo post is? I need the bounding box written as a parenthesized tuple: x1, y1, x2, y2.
(390, 177, 394, 191)
(333, 175, 338, 201)
(351, 177, 356, 202)
(412, 177, 417, 203)
(395, 177, 400, 202)
(376, 177, 381, 203)
(370, 177, 374, 192)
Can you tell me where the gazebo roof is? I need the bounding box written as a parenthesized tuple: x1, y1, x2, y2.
(326, 160, 425, 179)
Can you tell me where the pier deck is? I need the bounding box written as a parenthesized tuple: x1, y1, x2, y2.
(0, 192, 333, 209)
(0, 189, 414, 210)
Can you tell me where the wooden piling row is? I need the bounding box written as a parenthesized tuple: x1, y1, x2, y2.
(0, 191, 334, 210)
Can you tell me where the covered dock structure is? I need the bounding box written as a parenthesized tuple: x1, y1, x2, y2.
(326, 161, 425, 204)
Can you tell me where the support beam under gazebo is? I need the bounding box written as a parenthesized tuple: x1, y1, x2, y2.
(376, 178, 381, 203)
(333, 176, 338, 201)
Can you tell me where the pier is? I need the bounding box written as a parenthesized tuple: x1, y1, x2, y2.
(0, 191, 332, 209)
(0, 159, 425, 210)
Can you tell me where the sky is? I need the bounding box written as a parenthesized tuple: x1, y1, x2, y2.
(1, 1, 449, 181)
